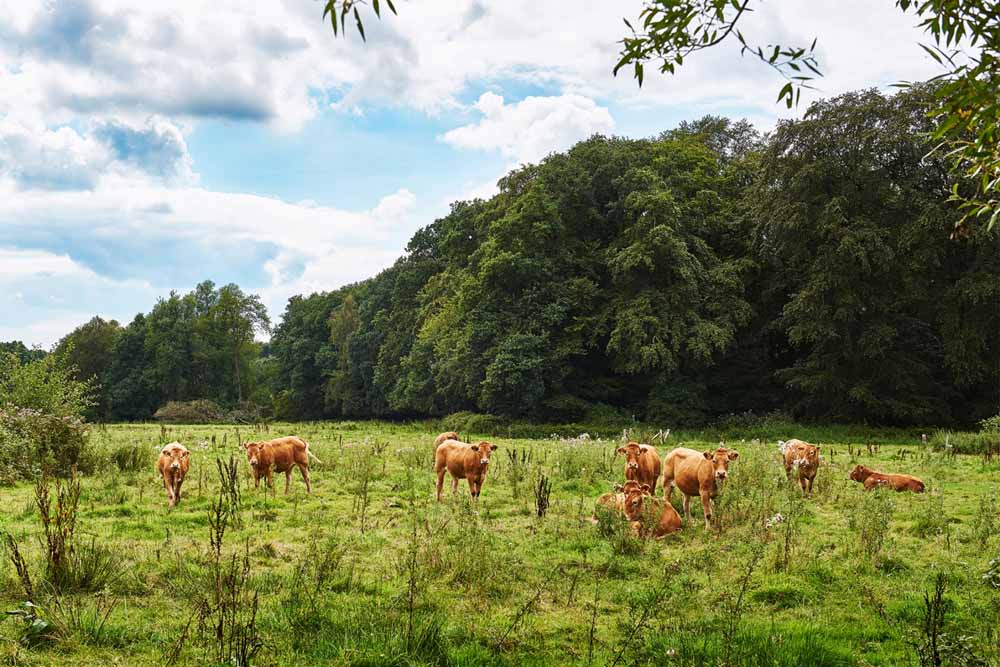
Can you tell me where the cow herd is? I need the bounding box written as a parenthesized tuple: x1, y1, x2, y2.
(155, 432, 928, 540)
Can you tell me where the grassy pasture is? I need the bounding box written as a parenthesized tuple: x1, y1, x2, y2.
(0, 421, 997, 666)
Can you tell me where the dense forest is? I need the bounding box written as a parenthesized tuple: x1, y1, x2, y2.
(9, 87, 1000, 426)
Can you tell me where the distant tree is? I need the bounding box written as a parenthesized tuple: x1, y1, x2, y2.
(0, 341, 45, 365)
(207, 284, 270, 404)
(54, 316, 121, 419)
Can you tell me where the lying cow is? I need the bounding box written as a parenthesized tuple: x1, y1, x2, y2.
(434, 431, 459, 447)
(849, 464, 925, 493)
(242, 436, 321, 494)
(156, 442, 190, 507)
(662, 445, 738, 530)
(780, 439, 820, 496)
(594, 481, 681, 538)
(435, 438, 498, 500)
(616, 441, 661, 495)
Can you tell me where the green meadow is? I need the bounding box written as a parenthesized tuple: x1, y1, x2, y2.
(0, 421, 997, 666)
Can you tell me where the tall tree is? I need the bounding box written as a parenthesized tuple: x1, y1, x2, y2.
(54, 317, 122, 420)
(210, 284, 270, 403)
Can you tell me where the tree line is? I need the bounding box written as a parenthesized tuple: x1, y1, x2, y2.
(8, 86, 999, 426)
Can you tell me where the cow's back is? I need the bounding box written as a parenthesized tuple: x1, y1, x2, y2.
(664, 447, 705, 496)
(435, 439, 471, 475)
(262, 436, 307, 471)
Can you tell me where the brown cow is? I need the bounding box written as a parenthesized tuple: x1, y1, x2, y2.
(594, 482, 682, 538)
(781, 439, 820, 496)
(616, 441, 661, 495)
(662, 446, 739, 530)
(242, 436, 321, 494)
(434, 431, 459, 447)
(156, 442, 190, 507)
(849, 464, 925, 493)
(435, 439, 498, 500)
(595, 481, 650, 520)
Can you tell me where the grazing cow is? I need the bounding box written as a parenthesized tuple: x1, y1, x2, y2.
(434, 431, 459, 447)
(435, 439, 498, 500)
(780, 439, 821, 496)
(662, 446, 739, 530)
(242, 436, 321, 494)
(616, 441, 661, 495)
(849, 464, 925, 493)
(156, 442, 190, 507)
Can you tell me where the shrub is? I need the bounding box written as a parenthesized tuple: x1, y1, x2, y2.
(153, 400, 225, 424)
(929, 430, 1000, 455)
(440, 411, 509, 436)
(979, 414, 1000, 433)
(0, 350, 94, 418)
(0, 408, 89, 481)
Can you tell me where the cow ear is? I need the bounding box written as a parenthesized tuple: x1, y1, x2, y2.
(728, 450, 739, 460)
(616, 447, 627, 455)
(703, 451, 713, 459)
(613, 483, 623, 492)
(814, 445, 820, 450)
(182, 451, 190, 458)
(641, 483, 651, 493)
(490, 444, 499, 451)
(470, 444, 480, 451)
(639, 445, 649, 453)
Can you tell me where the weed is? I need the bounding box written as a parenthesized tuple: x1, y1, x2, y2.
(849, 488, 895, 561)
(534, 473, 553, 518)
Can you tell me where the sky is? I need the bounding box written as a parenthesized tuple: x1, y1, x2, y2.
(0, 0, 945, 347)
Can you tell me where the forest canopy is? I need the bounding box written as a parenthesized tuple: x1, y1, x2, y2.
(9, 86, 999, 426)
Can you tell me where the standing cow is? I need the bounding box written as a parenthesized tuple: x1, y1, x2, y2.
(157, 442, 190, 507)
(662, 445, 738, 530)
(435, 439, 498, 501)
(616, 441, 661, 496)
(243, 436, 321, 494)
(780, 439, 820, 496)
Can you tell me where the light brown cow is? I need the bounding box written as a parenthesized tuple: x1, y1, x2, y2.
(662, 446, 739, 530)
(637, 496, 684, 539)
(242, 436, 321, 494)
(849, 464, 925, 493)
(435, 439, 498, 500)
(434, 431, 459, 447)
(594, 481, 682, 538)
(781, 439, 820, 496)
(595, 481, 650, 521)
(156, 442, 190, 507)
(616, 441, 661, 495)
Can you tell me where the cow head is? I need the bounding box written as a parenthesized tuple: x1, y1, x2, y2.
(703, 447, 738, 480)
(616, 442, 650, 477)
(623, 483, 652, 521)
(161, 444, 189, 471)
(469, 441, 497, 467)
(849, 464, 870, 482)
(243, 441, 263, 469)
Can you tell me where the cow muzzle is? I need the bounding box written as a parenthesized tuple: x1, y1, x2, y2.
(480, 458, 489, 466)
(715, 471, 728, 480)
(170, 462, 180, 470)
(628, 462, 639, 470)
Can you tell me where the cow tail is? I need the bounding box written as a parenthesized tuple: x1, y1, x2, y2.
(304, 441, 323, 465)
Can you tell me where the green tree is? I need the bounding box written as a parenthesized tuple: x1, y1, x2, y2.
(54, 317, 122, 420)
(207, 284, 270, 404)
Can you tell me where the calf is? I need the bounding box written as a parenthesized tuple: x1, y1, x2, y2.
(156, 442, 190, 507)
(434, 431, 459, 447)
(243, 436, 320, 494)
(595, 481, 650, 520)
(616, 441, 661, 495)
(662, 446, 738, 530)
(849, 464, 925, 493)
(435, 439, 498, 500)
(780, 439, 821, 496)
(594, 482, 682, 538)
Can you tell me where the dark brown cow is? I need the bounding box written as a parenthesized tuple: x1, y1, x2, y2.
(781, 439, 821, 496)
(616, 441, 661, 495)
(157, 442, 190, 507)
(662, 446, 739, 530)
(242, 436, 320, 494)
(434, 439, 498, 500)
(849, 464, 925, 493)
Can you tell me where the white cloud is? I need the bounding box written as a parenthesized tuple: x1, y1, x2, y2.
(441, 92, 615, 164)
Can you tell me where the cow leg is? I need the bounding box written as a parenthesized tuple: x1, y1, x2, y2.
(299, 464, 312, 494)
(285, 469, 292, 495)
(436, 469, 446, 502)
(682, 494, 691, 520)
(162, 474, 173, 506)
(467, 475, 478, 499)
(700, 493, 713, 530)
(253, 472, 260, 490)
(175, 479, 183, 505)
(451, 476, 459, 495)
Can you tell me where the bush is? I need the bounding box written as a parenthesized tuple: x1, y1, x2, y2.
(154, 400, 225, 423)
(0, 350, 94, 418)
(979, 414, 1000, 433)
(929, 430, 1000, 455)
(440, 411, 509, 437)
(0, 408, 89, 482)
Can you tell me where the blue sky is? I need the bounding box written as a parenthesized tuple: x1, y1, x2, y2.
(0, 0, 942, 346)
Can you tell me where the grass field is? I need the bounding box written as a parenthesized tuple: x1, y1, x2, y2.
(0, 421, 997, 666)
